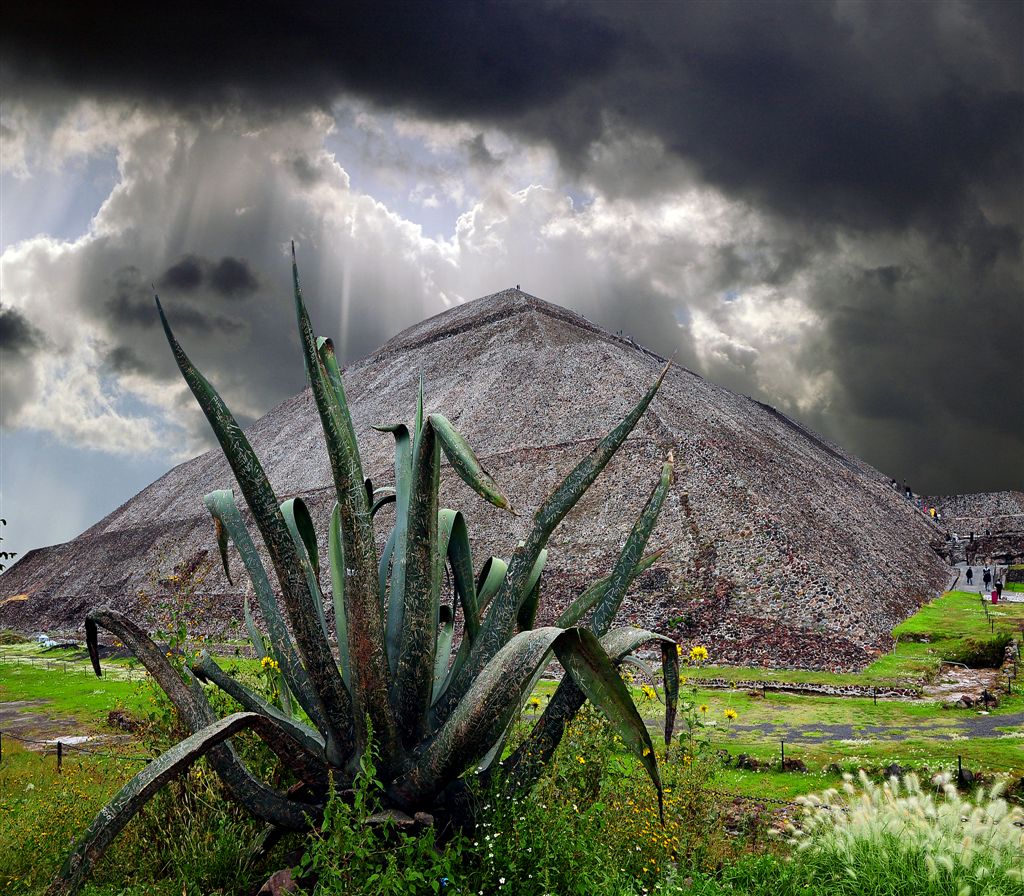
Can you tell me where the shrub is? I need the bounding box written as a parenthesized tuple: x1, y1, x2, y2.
(785, 771, 1024, 895)
(942, 634, 1012, 668)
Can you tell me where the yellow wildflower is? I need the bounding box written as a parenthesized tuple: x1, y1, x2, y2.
(724, 708, 737, 720)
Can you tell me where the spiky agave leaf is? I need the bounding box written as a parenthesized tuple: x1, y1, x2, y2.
(204, 489, 334, 741)
(392, 415, 441, 746)
(85, 609, 314, 830)
(328, 503, 351, 685)
(375, 421, 413, 671)
(291, 246, 396, 765)
(190, 651, 328, 779)
(387, 626, 661, 814)
(498, 455, 674, 789)
(435, 363, 670, 722)
(156, 297, 351, 766)
(281, 497, 331, 643)
(47, 712, 320, 896)
(555, 551, 663, 628)
(515, 549, 548, 632)
(599, 626, 680, 745)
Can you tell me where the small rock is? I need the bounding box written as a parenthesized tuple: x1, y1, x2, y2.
(957, 768, 976, 789)
(257, 869, 297, 896)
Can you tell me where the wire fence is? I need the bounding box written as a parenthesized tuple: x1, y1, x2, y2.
(0, 651, 149, 680)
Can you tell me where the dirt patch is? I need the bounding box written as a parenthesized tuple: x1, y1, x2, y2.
(923, 665, 1006, 707)
(0, 700, 130, 751)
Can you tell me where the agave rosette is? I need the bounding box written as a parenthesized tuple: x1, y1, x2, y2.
(50, 248, 679, 896)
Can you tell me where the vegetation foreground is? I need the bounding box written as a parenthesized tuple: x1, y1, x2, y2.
(1, 250, 1021, 893)
(2, 604, 1023, 895)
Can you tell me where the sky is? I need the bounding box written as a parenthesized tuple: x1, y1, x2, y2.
(1, 0, 1022, 564)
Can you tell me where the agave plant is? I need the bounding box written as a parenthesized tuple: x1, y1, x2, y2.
(49, 248, 680, 896)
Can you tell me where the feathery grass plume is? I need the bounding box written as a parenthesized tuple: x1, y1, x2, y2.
(786, 770, 1024, 894)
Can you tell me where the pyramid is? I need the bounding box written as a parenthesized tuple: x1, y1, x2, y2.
(0, 290, 952, 669)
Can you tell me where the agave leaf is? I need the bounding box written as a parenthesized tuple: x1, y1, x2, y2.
(328, 503, 351, 686)
(212, 516, 233, 585)
(437, 508, 458, 568)
(157, 297, 351, 766)
(554, 551, 662, 628)
(48, 712, 319, 896)
(280, 497, 320, 581)
(316, 335, 365, 493)
(498, 456, 674, 789)
(389, 627, 661, 814)
(429, 414, 514, 513)
(600, 626, 680, 745)
(436, 364, 669, 721)
(553, 628, 662, 814)
(243, 598, 267, 661)
(432, 605, 456, 699)
(392, 417, 441, 746)
(378, 423, 412, 673)
(475, 556, 508, 614)
(378, 522, 399, 606)
(619, 655, 661, 699)
(371, 492, 396, 516)
(205, 490, 334, 740)
(84, 609, 315, 831)
(191, 651, 328, 778)
(432, 552, 505, 706)
(516, 549, 548, 632)
(281, 497, 330, 643)
(590, 458, 673, 636)
(444, 511, 479, 641)
(292, 247, 395, 763)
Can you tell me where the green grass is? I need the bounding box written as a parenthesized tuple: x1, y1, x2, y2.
(0, 660, 150, 726)
(894, 590, 1024, 640)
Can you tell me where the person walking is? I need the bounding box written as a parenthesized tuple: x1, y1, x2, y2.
(966, 566, 974, 586)
(983, 567, 992, 591)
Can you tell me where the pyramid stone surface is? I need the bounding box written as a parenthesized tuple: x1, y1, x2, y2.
(0, 290, 952, 669)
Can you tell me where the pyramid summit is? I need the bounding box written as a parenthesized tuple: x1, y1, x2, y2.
(0, 288, 951, 669)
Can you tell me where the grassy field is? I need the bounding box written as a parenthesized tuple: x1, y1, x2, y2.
(1, 588, 1022, 797)
(1, 586, 1022, 895)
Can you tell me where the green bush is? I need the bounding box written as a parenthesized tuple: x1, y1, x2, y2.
(942, 633, 1012, 668)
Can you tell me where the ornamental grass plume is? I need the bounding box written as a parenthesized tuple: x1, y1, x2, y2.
(786, 770, 1024, 894)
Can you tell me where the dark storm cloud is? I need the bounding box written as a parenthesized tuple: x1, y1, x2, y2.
(159, 255, 259, 298)
(1, 1, 617, 118)
(4, 0, 1021, 494)
(6, 2, 1018, 237)
(0, 306, 43, 356)
(107, 265, 245, 334)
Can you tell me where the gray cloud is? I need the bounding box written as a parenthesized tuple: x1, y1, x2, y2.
(160, 254, 259, 298)
(0, 305, 42, 355)
(0, 306, 44, 425)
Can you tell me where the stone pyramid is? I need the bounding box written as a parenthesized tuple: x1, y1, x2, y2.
(0, 289, 951, 669)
